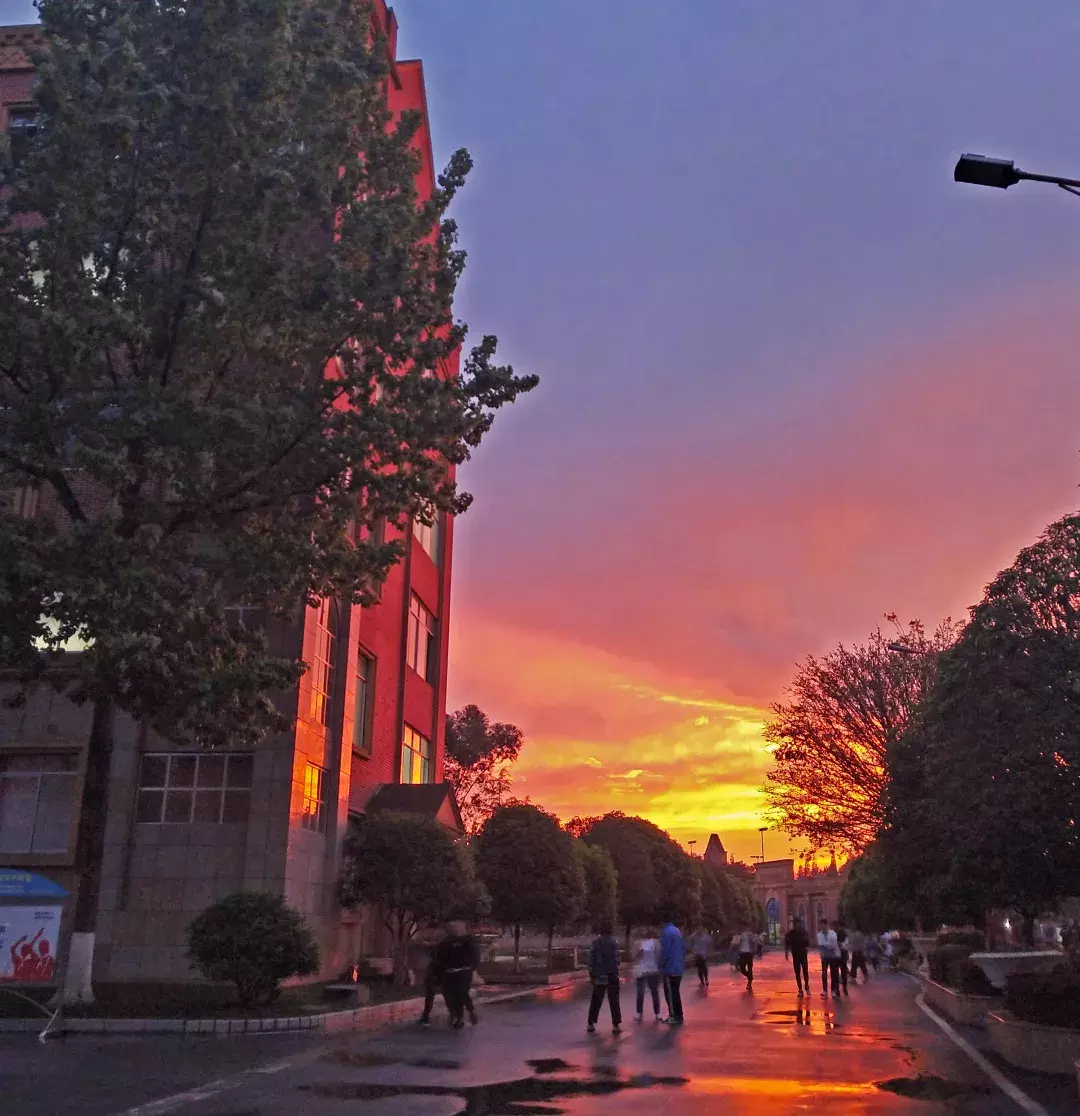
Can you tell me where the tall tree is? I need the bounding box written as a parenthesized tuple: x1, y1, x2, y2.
(338, 811, 486, 984)
(474, 804, 581, 971)
(0, 0, 535, 995)
(883, 515, 1080, 941)
(573, 840, 618, 934)
(696, 861, 728, 933)
(443, 705, 524, 834)
(764, 618, 957, 856)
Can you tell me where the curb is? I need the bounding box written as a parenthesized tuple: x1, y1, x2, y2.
(0, 970, 592, 1039)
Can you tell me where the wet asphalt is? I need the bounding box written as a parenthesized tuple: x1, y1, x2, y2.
(1, 951, 1076, 1115)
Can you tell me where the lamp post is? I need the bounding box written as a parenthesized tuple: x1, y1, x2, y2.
(688, 840, 697, 858)
(758, 827, 767, 863)
(954, 153, 1080, 199)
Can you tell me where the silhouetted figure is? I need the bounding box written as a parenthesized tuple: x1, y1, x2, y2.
(784, 918, 811, 996)
(586, 923, 622, 1034)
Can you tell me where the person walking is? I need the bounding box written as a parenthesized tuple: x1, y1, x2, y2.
(727, 933, 740, 972)
(836, 922, 850, 996)
(817, 921, 841, 999)
(436, 920, 480, 1029)
(784, 917, 811, 996)
(691, 929, 711, 990)
(849, 928, 869, 984)
(418, 932, 443, 1026)
(659, 915, 685, 1024)
(633, 928, 662, 1021)
(736, 926, 756, 989)
(586, 922, 622, 1035)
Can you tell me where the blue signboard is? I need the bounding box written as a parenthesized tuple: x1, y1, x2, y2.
(0, 869, 70, 899)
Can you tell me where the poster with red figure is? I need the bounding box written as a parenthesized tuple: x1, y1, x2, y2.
(0, 906, 61, 982)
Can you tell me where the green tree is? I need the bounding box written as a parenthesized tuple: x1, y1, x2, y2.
(883, 515, 1080, 941)
(338, 811, 485, 983)
(715, 867, 753, 929)
(764, 618, 957, 856)
(573, 840, 618, 933)
(696, 861, 728, 933)
(443, 705, 524, 834)
(186, 890, 319, 1007)
(839, 843, 914, 931)
(474, 804, 580, 971)
(0, 0, 535, 992)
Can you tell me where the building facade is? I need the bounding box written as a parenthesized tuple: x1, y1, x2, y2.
(0, 5, 460, 986)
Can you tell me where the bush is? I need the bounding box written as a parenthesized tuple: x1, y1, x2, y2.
(946, 956, 998, 996)
(928, 944, 970, 984)
(1005, 969, 1080, 1029)
(187, 891, 319, 1007)
(937, 930, 986, 952)
(893, 934, 916, 961)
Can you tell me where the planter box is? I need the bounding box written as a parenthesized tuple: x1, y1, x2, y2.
(923, 979, 999, 1028)
(970, 951, 1062, 991)
(988, 1010, 1080, 1076)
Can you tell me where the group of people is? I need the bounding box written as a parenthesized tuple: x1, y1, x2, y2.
(783, 918, 885, 998)
(418, 919, 481, 1029)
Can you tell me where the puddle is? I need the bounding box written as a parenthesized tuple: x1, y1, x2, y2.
(876, 1075, 994, 1100)
(301, 1071, 688, 1114)
(526, 1058, 576, 1074)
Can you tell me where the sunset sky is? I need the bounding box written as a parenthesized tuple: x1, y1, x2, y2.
(5, 0, 1080, 863)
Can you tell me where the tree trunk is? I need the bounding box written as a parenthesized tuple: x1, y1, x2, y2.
(392, 914, 410, 985)
(513, 923, 521, 973)
(1021, 911, 1037, 949)
(62, 698, 116, 1005)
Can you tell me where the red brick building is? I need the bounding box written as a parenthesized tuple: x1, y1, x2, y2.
(0, 4, 460, 984)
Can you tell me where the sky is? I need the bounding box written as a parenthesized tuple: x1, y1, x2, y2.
(6, 1, 1080, 862)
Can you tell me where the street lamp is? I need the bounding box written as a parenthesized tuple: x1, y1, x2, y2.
(886, 641, 920, 655)
(688, 840, 697, 858)
(758, 826, 767, 864)
(954, 153, 1080, 199)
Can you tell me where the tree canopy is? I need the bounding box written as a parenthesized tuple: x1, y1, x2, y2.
(338, 811, 485, 982)
(573, 840, 618, 933)
(474, 803, 580, 968)
(0, 0, 534, 740)
(764, 618, 956, 856)
(882, 515, 1080, 935)
(443, 705, 524, 834)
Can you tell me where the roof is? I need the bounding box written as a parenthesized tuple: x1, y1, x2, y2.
(364, 782, 463, 833)
(0, 25, 45, 71)
(706, 833, 726, 851)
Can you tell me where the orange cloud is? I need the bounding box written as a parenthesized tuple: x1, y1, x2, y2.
(449, 280, 1080, 862)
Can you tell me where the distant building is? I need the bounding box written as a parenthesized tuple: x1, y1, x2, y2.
(708, 834, 849, 945)
(0, 3, 460, 986)
(703, 833, 728, 868)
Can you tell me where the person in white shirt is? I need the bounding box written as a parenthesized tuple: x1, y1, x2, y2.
(817, 923, 841, 999)
(632, 930, 662, 1021)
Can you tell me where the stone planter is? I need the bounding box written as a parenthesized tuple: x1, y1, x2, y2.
(988, 1010, 1080, 1076)
(970, 951, 1062, 991)
(922, 979, 999, 1028)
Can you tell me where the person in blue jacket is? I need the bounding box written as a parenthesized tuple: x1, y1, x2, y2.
(658, 915, 685, 1024)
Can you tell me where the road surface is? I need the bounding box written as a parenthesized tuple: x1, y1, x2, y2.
(0, 951, 1075, 1115)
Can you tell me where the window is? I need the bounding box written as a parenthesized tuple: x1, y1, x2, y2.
(135, 752, 253, 825)
(353, 652, 375, 757)
(309, 598, 337, 726)
(301, 762, 328, 833)
(0, 753, 78, 854)
(413, 511, 441, 564)
(2, 484, 39, 519)
(406, 594, 436, 683)
(400, 726, 432, 785)
(7, 107, 41, 168)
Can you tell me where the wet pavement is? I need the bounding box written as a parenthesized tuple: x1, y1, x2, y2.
(1, 953, 1072, 1115)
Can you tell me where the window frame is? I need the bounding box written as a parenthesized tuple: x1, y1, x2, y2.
(405, 594, 437, 684)
(413, 511, 441, 565)
(309, 597, 338, 727)
(301, 761, 328, 834)
(133, 751, 254, 826)
(6, 105, 42, 169)
(400, 725, 433, 785)
(0, 751, 79, 855)
(353, 649, 376, 758)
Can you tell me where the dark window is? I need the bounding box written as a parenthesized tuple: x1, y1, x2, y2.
(135, 752, 252, 825)
(406, 594, 436, 683)
(7, 108, 41, 168)
(309, 598, 337, 726)
(0, 753, 78, 854)
(353, 652, 375, 757)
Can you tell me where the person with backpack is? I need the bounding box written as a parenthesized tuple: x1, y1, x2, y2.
(586, 922, 622, 1035)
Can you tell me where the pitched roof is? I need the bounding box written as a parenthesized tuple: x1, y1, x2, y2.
(365, 782, 463, 832)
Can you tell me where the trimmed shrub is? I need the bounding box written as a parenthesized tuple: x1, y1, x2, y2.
(946, 956, 998, 996)
(928, 944, 970, 985)
(187, 891, 319, 1007)
(937, 930, 986, 952)
(1005, 969, 1080, 1029)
